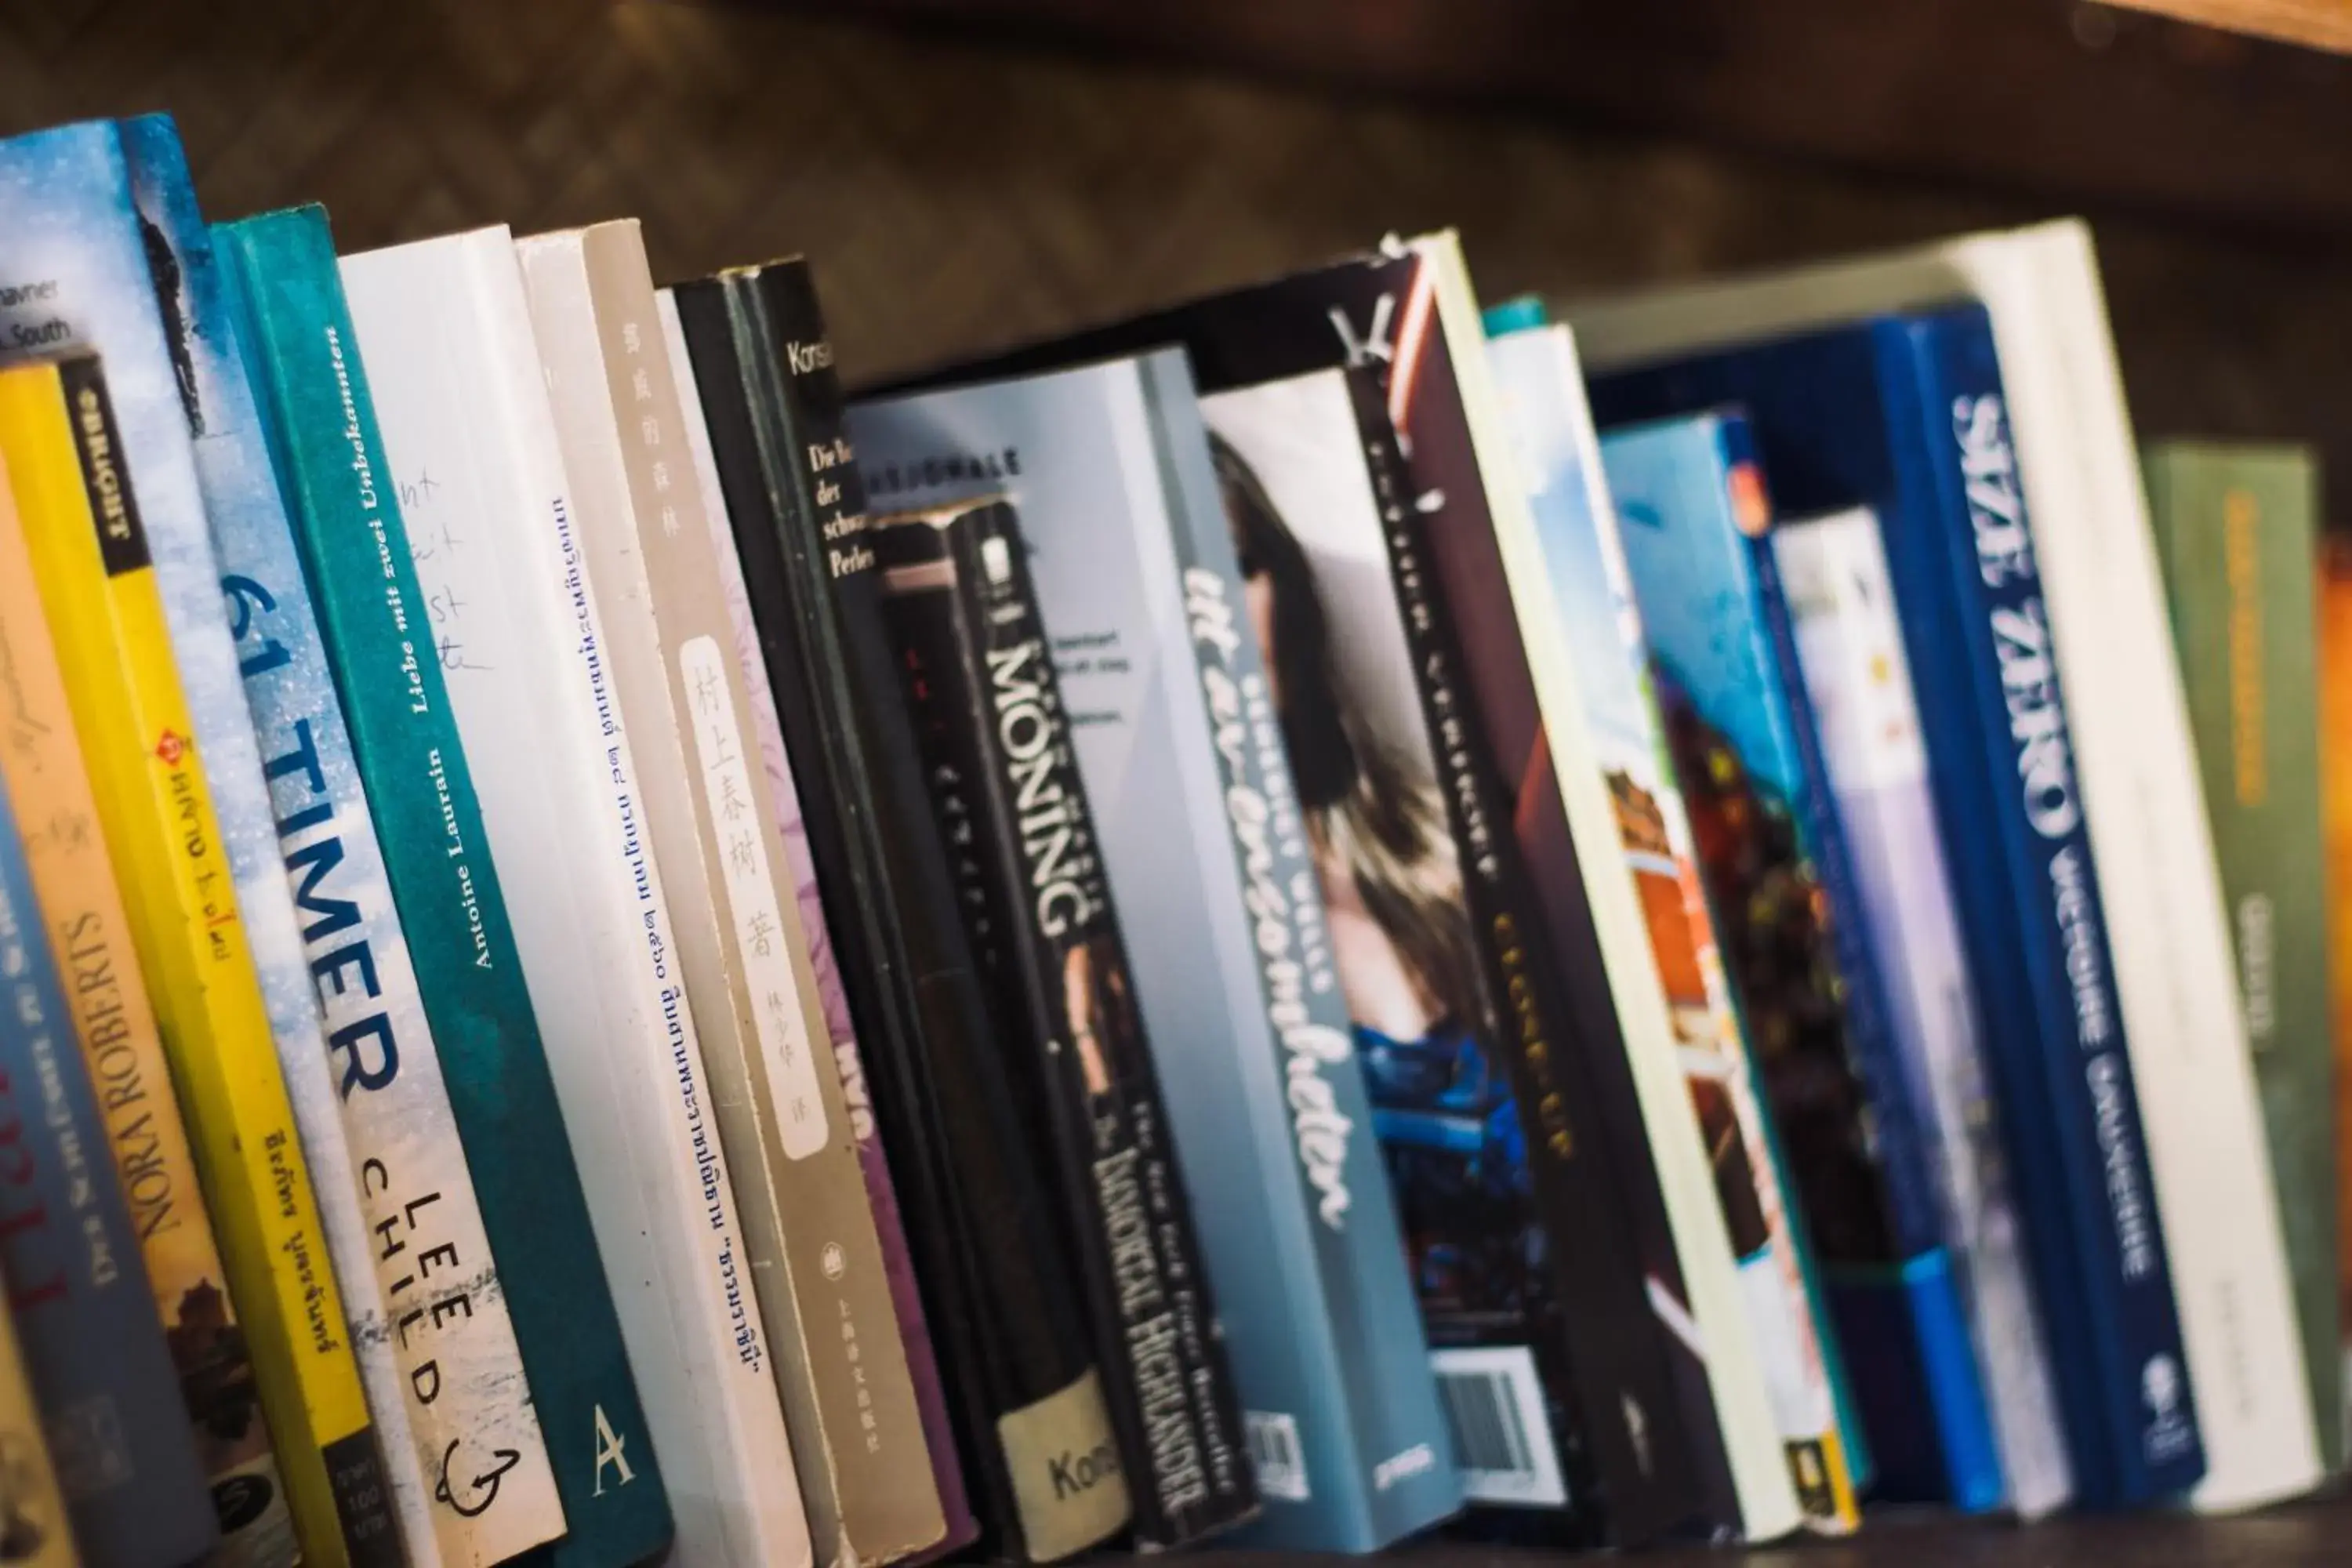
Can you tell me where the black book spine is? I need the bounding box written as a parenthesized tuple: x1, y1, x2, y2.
(1340, 365, 1701, 1546)
(872, 499, 1258, 1550)
(671, 266, 1128, 1565)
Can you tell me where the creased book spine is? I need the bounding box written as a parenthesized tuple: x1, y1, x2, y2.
(342, 232, 811, 1568)
(125, 121, 561, 1568)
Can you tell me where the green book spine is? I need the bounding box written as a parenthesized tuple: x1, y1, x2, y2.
(212, 205, 675, 1563)
(2146, 439, 2342, 1471)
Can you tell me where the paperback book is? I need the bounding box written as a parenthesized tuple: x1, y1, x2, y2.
(214, 205, 673, 1568)
(129, 125, 561, 1568)
(661, 285, 977, 1563)
(1572, 221, 2317, 1511)
(848, 350, 1461, 1554)
(0, 122, 395, 1567)
(519, 220, 938, 1568)
(342, 230, 814, 1568)
(1773, 506, 2074, 1515)
(673, 259, 1131, 1566)
(0, 1250, 80, 1568)
(882, 237, 1803, 1544)
(1582, 306, 2179, 1512)
(2146, 441, 2341, 1473)
(0, 372, 289, 1562)
(873, 495, 1258, 1550)
(1599, 410, 2004, 1512)
(1483, 318, 1859, 1530)
(0, 569, 216, 1568)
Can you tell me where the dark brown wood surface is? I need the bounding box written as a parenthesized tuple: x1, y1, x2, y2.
(4, 0, 2349, 516)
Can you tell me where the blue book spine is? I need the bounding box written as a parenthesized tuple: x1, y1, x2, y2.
(212, 206, 672, 1566)
(1873, 312, 2201, 1504)
(1730, 423, 2003, 1514)
(0, 775, 219, 1568)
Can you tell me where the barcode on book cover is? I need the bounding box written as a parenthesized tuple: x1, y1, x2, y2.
(1431, 1345, 1569, 1508)
(1246, 1410, 1309, 1501)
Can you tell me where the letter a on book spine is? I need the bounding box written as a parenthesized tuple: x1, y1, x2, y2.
(212, 204, 672, 1568)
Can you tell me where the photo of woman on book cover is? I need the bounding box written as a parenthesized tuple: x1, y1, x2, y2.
(1200, 372, 1541, 1330)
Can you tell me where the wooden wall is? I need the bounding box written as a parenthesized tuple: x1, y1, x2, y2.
(5, 0, 2350, 520)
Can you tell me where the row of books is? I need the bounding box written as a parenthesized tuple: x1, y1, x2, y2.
(0, 111, 2336, 1568)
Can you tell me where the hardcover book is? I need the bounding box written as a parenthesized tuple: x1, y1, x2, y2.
(0, 492, 216, 1568)
(659, 287, 975, 1563)
(341, 231, 814, 1568)
(1572, 220, 2318, 1512)
(0, 1253, 81, 1568)
(0, 123, 396, 1568)
(1583, 307, 2187, 1511)
(2146, 441, 2341, 1473)
(671, 259, 1130, 1566)
(878, 236, 1795, 1545)
(514, 220, 929, 1568)
(1599, 412, 2003, 1512)
(848, 351, 1462, 1553)
(873, 496, 1258, 1550)
(212, 205, 672, 1568)
(126, 127, 562, 1568)
(1483, 320, 1859, 1530)
(0, 371, 289, 1563)
(1773, 506, 2074, 1515)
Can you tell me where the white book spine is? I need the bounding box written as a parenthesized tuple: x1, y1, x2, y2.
(1414, 234, 1802, 1542)
(338, 231, 812, 1568)
(1980, 226, 2317, 1510)
(1774, 509, 2073, 1519)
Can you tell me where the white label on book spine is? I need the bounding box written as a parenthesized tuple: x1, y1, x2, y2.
(1429, 1346, 1569, 1508)
(679, 635, 828, 1158)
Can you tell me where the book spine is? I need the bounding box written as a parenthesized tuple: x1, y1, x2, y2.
(341, 238, 808, 1568)
(1738, 445, 2003, 1513)
(1878, 317, 2200, 1502)
(661, 289, 977, 1562)
(870, 517, 1142, 1554)
(0, 733, 216, 1568)
(214, 209, 670, 1567)
(1775, 510, 2073, 1517)
(130, 129, 555, 1567)
(1340, 363, 1698, 1541)
(0, 387, 288, 1560)
(937, 499, 1255, 1545)
(2145, 445, 2343, 1476)
(0, 1251, 82, 1568)
(676, 264, 1127, 1564)
(200, 266, 565, 1568)
(1148, 364, 1460, 1550)
(4, 354, 393, 1568)
(555, 225, 935, 1567)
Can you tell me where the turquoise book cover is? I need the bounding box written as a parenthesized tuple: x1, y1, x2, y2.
(0, 767, 219, 1568)
(212, 205, 672, 1568)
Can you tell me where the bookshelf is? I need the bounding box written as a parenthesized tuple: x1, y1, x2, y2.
(2, 2, 2349, 1560)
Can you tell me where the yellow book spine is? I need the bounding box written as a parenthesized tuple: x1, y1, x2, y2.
(0, 1258, 82, 1568)
(0, 358, 382, 1568)
(0, 443, 299, 1566)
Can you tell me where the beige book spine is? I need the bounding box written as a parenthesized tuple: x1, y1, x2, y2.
(522, 223, 945, 1566)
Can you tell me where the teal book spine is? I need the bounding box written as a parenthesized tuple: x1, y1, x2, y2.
(210, 205, 673, 1567)
(2145, 441, 2341, 1472)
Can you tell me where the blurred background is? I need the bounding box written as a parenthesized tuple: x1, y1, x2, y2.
(5, 0, 2347, 517)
